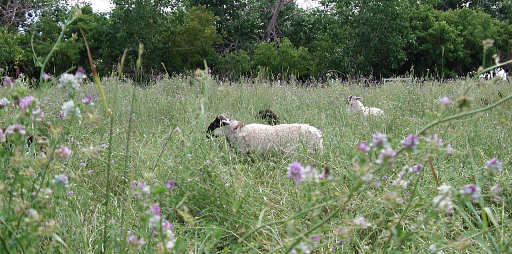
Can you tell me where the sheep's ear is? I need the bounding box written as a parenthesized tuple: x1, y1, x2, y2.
(346, 96, 353, 103)
(354, 96, 362, 101)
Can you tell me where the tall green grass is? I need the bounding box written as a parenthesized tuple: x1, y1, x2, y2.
(2, 73, 510, 253)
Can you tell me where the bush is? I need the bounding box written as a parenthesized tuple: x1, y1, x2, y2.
(252, 38, 313, 80)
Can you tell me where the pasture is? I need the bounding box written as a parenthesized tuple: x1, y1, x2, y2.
(1, 75, 511, 253)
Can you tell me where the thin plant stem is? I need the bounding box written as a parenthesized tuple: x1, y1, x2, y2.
(39, 13, 79, 84)
(284, 182, 362, 253)
(428, 157, 439, 187)
(80, 28, 110, 116)
(238, 200, 336, 243)
(102, 103, 115, 253)
(417, 92, 512, 136)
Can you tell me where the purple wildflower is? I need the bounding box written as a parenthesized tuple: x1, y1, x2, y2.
(75, 66, 87, 79)
(166, 180, 175, 190)
(51, 174, 69, 187)
(401, 134, 419, 150)
(377, 147, 396, 164)
(337, 240, 344, 245)
(357, 142, 371, 153)
(3, 77, 13, 87)
(439, 96, 452, 105)
(42, 73, 51, 81)
(445, 144, 454, 154)
(18, 96, 35, 110)
(371, 132, 387, 147)
(460, 184, 481, 201)
(428, 134, 444, 146)
(80, 162, 86, 167)
(82, 96, 92, 104)
(126, 232, 145, 246)
(55, 146, 72, 160)
(489, 185, 502, 201)
(485, 158, 503, 173)
(287, 162, 304, 184)
(6, 124, 26, 135)
(310, 235, 320, 242)
(67, 191, 74, 195)
(409, 164, 423, 173)
(150, 203, 161, 216)
(162, 219, 173, 230)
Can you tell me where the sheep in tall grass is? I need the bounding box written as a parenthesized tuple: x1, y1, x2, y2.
(257, 109, 279, 125)
(206, 114, 323, 154)
(346, 95, 384, 116)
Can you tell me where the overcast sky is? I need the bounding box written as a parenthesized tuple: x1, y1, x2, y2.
(72, 0, 320, 13)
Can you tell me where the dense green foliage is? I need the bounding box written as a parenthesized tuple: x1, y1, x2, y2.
(1, 0, 511, 82)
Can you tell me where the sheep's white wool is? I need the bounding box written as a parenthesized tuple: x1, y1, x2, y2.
(210, 115, 323, 154)
(347, 96, 384, 116)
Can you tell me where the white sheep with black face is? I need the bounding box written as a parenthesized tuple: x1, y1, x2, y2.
(206, 114, 323, 154)
(346, 95, 384, 116)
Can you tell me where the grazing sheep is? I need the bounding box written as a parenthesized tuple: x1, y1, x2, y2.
(346, 95, 384, 116)
(207, 114, 323, 154)
(257, 109, 279, 125)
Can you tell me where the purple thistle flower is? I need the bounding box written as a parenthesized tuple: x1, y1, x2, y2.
(80, 162, 86, 167)
(3, 77, 13, 87)
(6, 124, 26, 135)
(357, 142, 371, 153)
(401, 134, 419, 150)
(18, 96, 35, 110)
(371, 132, 387, 147)
(460, 184, 481, 201)
(409, 164, 423, 173)
(166, 180, 175, 190)
(150, 203, 161, 216)
(485, 158, 503, 173)
(439, 96, 452, 105)
(337, 240, 344, 245)
(67, 191, 74, 195)
(287, 162, 304, 184)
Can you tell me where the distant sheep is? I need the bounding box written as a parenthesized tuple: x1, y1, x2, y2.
(257, 109, 279, 125)
(206, 114, 323, 154)
(346, 95, 384, 116)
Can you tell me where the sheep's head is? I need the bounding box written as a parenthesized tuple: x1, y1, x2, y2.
(346, 95, 362, 104)
(257, 109, 279, 125)
(206, 114, 231, 137)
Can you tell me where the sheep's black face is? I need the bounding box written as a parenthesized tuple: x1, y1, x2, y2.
(346, 95, 361, 104)
(206, 115, 229, 138)
(258, 109, 279, 125)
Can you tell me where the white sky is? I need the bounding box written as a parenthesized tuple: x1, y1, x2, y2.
(72, 0, 319, 13)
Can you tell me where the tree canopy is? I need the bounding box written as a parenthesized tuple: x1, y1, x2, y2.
(1, 0, 511, 82)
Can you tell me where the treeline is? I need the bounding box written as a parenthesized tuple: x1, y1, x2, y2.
(1, 0, 512, 83)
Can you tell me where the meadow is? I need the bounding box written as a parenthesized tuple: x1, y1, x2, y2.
(1, 71, 511, 253)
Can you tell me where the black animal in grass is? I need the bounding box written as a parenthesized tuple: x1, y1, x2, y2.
(257, 109, 279, 125)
